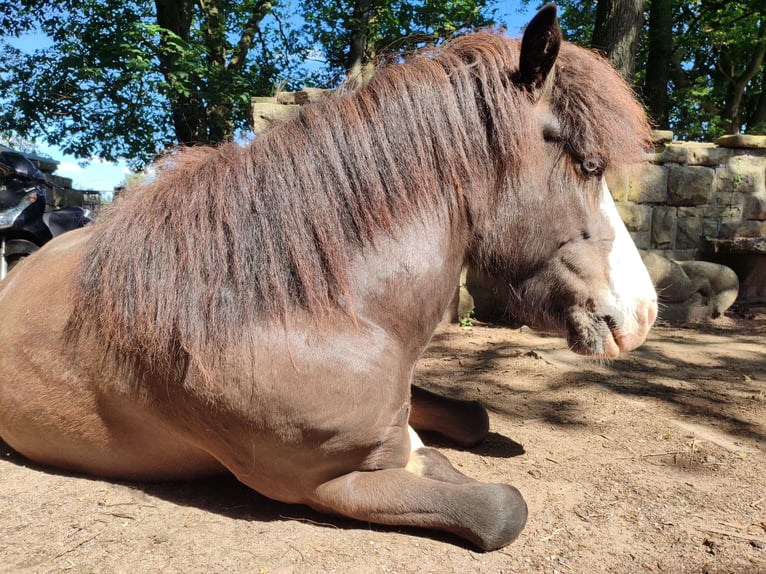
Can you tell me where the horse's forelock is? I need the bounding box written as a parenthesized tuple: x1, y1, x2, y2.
(551, 43, 652, 173)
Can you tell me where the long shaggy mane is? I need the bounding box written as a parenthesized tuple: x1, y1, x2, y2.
(70, 31, 649, 371)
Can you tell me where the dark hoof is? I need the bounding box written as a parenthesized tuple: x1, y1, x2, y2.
(483, 484, 527, 550)
(462, 483, 528, 551)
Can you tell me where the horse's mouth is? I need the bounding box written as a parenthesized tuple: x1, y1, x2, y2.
(566, 301, 656, 359)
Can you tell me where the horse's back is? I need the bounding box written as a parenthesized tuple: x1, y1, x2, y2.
(0, 229, 224, 479)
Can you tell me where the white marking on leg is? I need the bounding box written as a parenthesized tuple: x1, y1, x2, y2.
(408, 425, 424, 451)
(405, 425, 425, 475)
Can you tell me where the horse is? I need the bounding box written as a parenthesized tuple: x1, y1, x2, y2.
(0, 5, 656, 551)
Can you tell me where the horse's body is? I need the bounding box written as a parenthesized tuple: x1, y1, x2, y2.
(0, 7, 656, 550)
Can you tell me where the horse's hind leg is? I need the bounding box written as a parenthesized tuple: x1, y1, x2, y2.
(310, 453, 527, 551)
(410, 385, 489, 447)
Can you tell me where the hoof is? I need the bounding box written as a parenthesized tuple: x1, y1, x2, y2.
(464, 483, 528, 551)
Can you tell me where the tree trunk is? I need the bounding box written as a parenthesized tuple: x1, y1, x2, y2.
(591, 0, 645, 80)
(643, 0, 673, 129)
(346, 0, 374, 81)
(746, 66, 766, 133)
(154, 0, 202, 146)
(718, 38, 766, 134)
(198, 0, 229, 143)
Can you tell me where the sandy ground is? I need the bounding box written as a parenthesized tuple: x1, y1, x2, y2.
(1, 306, 764, 573)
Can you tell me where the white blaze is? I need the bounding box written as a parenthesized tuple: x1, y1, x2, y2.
(599, 179, 657, 339)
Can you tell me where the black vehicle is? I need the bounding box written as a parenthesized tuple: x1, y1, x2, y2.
(0, 151, 89, 280)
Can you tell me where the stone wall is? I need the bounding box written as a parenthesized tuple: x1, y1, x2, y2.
(606, 132, 766, 301)
(607, 132, 766, 260)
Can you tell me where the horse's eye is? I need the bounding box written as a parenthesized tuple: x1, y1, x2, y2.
(581, 158, 602, 176)
(543, 125, 562, 142)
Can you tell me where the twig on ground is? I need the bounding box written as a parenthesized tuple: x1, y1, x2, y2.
(696, 525, 766, 545)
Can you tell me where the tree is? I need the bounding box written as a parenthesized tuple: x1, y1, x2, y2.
(0, 0, 499, 167)
(642, 0, 672, 128)
(525, 0, 766, 139)
(658, 1, 766, 138)
(0, 133, 39, 154)
(591, 0, 645, 80)
(300, 0, 498, 86)
(0, 0, 298, 167)
(704, 3, 766, 135)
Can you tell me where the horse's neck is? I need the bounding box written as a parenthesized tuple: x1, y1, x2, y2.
(348, 213, 467, 354)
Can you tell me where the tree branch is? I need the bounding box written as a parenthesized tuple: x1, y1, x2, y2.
(229, 0, 273, 72)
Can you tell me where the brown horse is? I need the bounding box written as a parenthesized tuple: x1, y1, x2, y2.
(0, 6, 656, 551)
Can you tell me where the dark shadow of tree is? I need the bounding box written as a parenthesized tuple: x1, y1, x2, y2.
(414, 319, 766, 448)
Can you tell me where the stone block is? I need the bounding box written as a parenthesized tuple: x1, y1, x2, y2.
(703, 218, 721, 239)
(743, 192, 766, 220)
(658, 142, 732, 166)
(250, 99, 299, 133)
(714, 155, 766, 195)
(702, 204, 742, 219)
(651, 130, 674, 144)
(605, 165, 630, 202)
(676, 216, 703, 249)
(615, 202, 652, 232)
(677, 206, 704, 218)
(718, 220, 766, 239)
(629, 230, 651, 250)
(667, 165, 715, 205)
(628, 163, 667, 203)
(710, 191, 745, 208)
(293, 88, 331, 104)
(715, 134, 766, 149)
(651, 206, 677, 248)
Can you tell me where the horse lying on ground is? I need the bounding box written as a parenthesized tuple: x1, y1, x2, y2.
(0, 5, 656, 551)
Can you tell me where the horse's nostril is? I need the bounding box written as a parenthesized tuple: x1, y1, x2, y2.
(603, 315, 619, 333)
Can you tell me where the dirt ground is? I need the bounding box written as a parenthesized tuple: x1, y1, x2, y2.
(1, 305, 765, 574)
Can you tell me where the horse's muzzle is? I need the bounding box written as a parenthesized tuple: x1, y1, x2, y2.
(567, 297, 657, 358)
(606, 298, 657, 357)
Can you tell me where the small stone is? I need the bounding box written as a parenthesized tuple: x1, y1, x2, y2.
(716, 134, 766, 149)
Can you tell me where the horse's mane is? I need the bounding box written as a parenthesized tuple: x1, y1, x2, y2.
(70, 32, 649, 371)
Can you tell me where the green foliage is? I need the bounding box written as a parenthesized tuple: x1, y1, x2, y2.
(300, 0, 498, 86)
(668, 2, 766, 139)
(1, 1, 164, 166)
(0, 132, 39, 153)
(0, 0, 299, 167)
(0, 0, 498, 166)
(523, 0, 766, 140)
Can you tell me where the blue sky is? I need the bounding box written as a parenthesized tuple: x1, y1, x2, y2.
(18, 2, 539, 194)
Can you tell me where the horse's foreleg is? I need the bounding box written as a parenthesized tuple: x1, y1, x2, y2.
(310, 463, 527, 551)
(409, 385, 489, 447)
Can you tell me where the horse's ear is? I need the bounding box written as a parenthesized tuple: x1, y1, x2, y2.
(517, 3, 562, 92)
